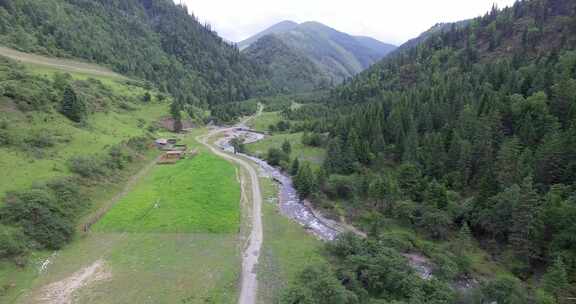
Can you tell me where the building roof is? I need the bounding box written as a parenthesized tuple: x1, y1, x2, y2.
(155, 138, 168, 144)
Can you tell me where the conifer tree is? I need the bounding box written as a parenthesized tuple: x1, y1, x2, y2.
(542, 257, 569, 302)
(290, 158, 300, 176)
(509, 177, 543, 269)
(294, 162, 315, 198)
(458, 222, 474, 251)
(60, 86, 86, 123)
(282, 139, 292, 155)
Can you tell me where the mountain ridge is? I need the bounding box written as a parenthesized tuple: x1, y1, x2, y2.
(240, 20, 396, 92)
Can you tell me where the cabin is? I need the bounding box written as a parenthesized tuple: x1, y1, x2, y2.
(155, 138, 168, 147)
(172, 144, 188, 151)
(157, 150, 185, 164)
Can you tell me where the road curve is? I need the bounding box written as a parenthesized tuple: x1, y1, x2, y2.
(197, 120, 263, 304)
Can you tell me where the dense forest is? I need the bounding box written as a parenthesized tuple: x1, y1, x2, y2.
(276, 0, 576, 303)
(0, 0, 273, 108)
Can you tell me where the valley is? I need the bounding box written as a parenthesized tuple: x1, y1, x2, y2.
(0, 0, 575, 303)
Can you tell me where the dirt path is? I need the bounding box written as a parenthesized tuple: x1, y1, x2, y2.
(37, 259, 111, 304)
(0, 46, 125, 79)
(197, 109, 263, 304)
(80, 154, 162, 232)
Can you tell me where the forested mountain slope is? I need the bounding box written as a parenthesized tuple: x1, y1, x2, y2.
(241, 21, 397, 91)
(280, 0, 576, 302)
(244, 35, 330, 93)
(0, 0, 269, 107)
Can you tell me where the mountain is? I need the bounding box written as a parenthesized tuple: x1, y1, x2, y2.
(0, 0, 270, 106)
(244, 35, 330, 93)
(282, 0, 576, 301)
(238, 20, 299, 51)
(240, 21, 397, 92)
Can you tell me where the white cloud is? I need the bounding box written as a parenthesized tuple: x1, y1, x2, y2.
(180, 0, 517, 45)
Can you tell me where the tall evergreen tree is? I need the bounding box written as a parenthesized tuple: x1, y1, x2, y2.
(60, 86, 86, 123)
(542, 257, 570, 302)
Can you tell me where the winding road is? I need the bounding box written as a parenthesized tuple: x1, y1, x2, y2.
(197, 111, 263, 304)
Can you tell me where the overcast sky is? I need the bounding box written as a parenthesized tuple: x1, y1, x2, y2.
(178, 0, 517, 45)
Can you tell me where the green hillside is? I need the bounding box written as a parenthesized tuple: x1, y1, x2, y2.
(0, 0, 270, 106)
(0, 55, 168, 198)
(241, 21, 397, 92)
(244, 35, 331, 93)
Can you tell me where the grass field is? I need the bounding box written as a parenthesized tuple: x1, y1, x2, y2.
(7, 133, 243, 304)
(94, 153, 240, 233)
(246, 132, 326, 169)
(256, 169, 327, 303)
(14, 232, 240, 304)
(247, 111, 282, 133)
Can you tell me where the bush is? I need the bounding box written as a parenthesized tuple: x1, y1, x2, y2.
(477, 275, 528, 304)
(0, 225, 29, 260)
(1, 193, 74, 250)
(106, 145, 133, 170)
(25, 131, 59, 148)
(266, 147, 288, 166)
(302, 132, 324, 147)
(46, 178, 86, 215)
(325, 175, 357, 199)
(0, 129, 13, 146)
(126, 136, 149, 152)
(280, 264, 357, 304)
(68, 155, 107, 178)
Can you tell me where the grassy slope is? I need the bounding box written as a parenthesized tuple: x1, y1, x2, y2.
(0, 60, 168, 199)
(1, 53, 243, 303)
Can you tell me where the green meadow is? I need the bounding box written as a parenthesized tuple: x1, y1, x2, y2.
(246, 131, 326, 169)
(95, 152, 241, 233)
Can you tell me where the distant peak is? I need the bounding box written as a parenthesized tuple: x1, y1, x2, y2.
(275, 20, 299, 26)
(300, 21, 327, 27)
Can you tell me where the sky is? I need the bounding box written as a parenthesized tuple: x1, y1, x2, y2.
(178, 0, 517, 45)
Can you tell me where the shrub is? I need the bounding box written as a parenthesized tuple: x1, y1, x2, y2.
(325, 175, 357, 199)
(0, 129, 12, 146)
(0, 225, 29, 259)
(126, 136, 149, 152)
(25, 131, 58, 148)
(280, 264, 357, 304)
(266, 147, 288, 166)
(46, 178, 86, 215)
(68, 155, 107, 178)
(478, 275, 528, 304)
(1, 194, 74, 250)
(106, 145, 133, 170)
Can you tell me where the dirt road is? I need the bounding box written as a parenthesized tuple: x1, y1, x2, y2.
(0, 46, 125, 79)
(198, 110, 263, 304)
